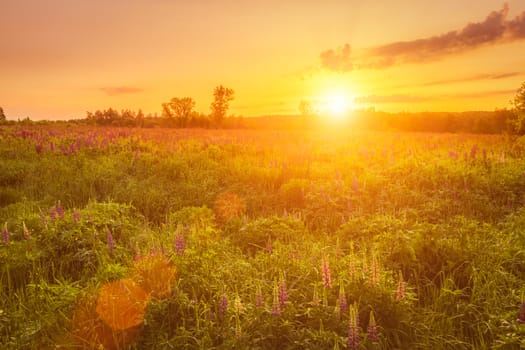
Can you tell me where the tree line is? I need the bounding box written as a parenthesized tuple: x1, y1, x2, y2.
(1, 81, 525, 134)
(86, 85, 238, 128)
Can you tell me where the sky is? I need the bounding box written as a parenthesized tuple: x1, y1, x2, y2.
(1, 0, 525, 120)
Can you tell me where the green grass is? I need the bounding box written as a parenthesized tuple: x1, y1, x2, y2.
(1, 126, 525, 349)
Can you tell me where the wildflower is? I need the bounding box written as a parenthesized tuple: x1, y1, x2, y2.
(255, 284, 264, 308)
(338, 282, 348, 315)
(271, 280, 281, 316)
(22, 222, 31, 240)
(174, 231, 186, 256)
(370, 253, 380, 286)
(56, 201, 64, 219)
(396, 270, 406, 301)
(348, 304, 360, 350)
(73, 209, 81, 223)
(322, 255, 333, 289)
(367, 310, 379, 343)
(518, 301, 525, 323)
(107, 229, 115, 252)
(49, 207, 57, 221)
(40, 210, 47, 227)
(2, 223, 9, 244)
(278, 274, 288, 308)
(470, 144, 477, 159)
(218, 293, 228, 320)
(312, 285, 320, 306)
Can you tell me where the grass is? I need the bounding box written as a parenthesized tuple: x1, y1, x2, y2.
(1, 125, 525, 349)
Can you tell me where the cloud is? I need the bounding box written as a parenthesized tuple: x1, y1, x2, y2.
(321, 4, 525, 71)
(100, 86, 144, 96)
(355, 95, 431, 104)
(319, 44, 352, 73)
(417, 72, 521, 87)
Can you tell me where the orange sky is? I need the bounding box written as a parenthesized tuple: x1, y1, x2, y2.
(1, 0, 525, 120)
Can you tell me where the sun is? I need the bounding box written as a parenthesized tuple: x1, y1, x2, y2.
(320, 91, 354, 121)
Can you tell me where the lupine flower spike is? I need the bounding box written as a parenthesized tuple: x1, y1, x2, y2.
(255, 282, 264, 308)
(174, 230, 186, 256)
(367, 310, 379, 343)
(396, 270, 406, 301)
(218, 292, 228, 320)
(322, 254, 332, 289)
(107, 228, 115, 252)
(278, 273, 288, 308)
(56, 200, 64, 219)
(271, 280, 281, 316)
(338, 280, 348, 315)
(347, 304, 360, 350)
(2, 223, 9, 244)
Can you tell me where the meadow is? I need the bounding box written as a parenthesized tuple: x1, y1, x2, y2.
(1, 125, 525, 349)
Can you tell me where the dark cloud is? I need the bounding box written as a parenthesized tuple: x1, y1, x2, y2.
(321, 4, 525, 71)
(100, 86, 144, 96)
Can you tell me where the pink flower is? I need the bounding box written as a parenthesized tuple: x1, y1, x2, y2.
(367, 310, 379, 343)
(396, 270, 406, 301)
(107, 229, 115, 252)
(2, 223, 9, 244)
(348, 304, 360, 350)
(322, 255, 332, 289)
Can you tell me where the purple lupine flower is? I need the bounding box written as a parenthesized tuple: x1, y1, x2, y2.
(72, 209, 81, 223)
(56, 201, 64, 219)
(40, 210, 47, 227)
(470, 144, 478, 159)
(35, 143, 43, 154)
(174, 231, 186, 256)
(369, 254, 380, 286)
(396, 270, 406, 301)
(49, 207, 57, 221)
(278, 276, 288, 308)
(106, 229, 115, 252)
(348, 304, 360, 350)
(367, 311, 379, 343)
(2, 223, 10, 244)
(218, 293, 228, 320)
(518, 302, 525, 324)
(338, 283, 348, 315)
(271, 280, 281, 316)
(255, 284, 264, 308)
(322, 255, 332, 289)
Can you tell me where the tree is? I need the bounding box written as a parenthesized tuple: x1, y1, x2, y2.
(299, 100, 314, 118)
(210, 85, 234, 125)
(162, 97, 195, 127)
(509, 81, 525, 134)
(0, 107, 6, 122)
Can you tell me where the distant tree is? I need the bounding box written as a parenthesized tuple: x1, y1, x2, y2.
(210, 85, 234, 125)
(0, 107, 6, 122)
(299, 100, 314, 117)
(162, 97, 195, 127)
(509, 81, 525, 134)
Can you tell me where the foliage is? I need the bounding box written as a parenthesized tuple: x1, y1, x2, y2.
(210, 85, 234, 124)
(1, 125, 525, 348)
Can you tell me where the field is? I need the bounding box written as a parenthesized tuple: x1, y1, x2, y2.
(2, 125, 525, 349)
